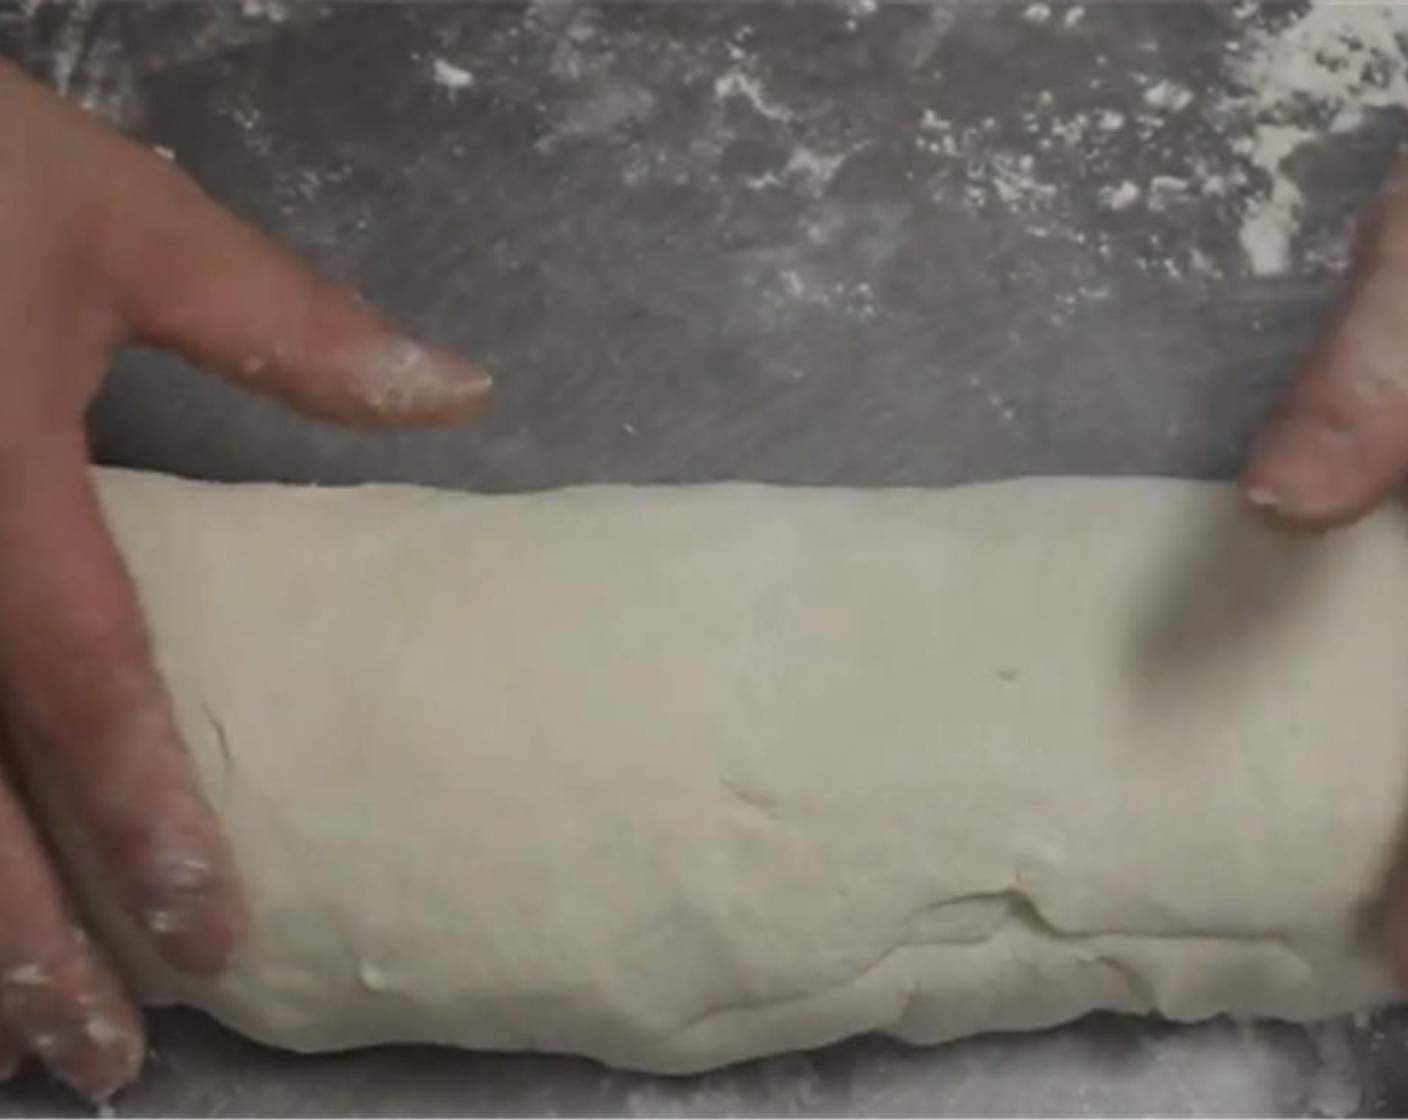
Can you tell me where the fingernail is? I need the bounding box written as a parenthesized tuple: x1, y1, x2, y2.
(3, 964, 50, 988)
(1244, 485, 1280, 513)
(1247, 417, 1361, 520)
(34, 1022, 139, 1104)
(141, 857, 213, 938)
(139, 854, 244, 976)
(345, 338, 492, 419)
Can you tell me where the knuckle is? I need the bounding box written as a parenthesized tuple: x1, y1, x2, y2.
(18, 654, 168, 764)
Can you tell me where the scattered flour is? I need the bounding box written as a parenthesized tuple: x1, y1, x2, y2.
(1143, 79, 1194, 112)
(239, 0, 290, 21)
(927, 1, 1408, 280)
(1147, 175, 1189, 212)
(1302, 1021, 1362, 1118)
(1228, 2, 1408, 276)
(714, 68, 794, 124)
(1237, 123, 1317, 277)
(1101, 182, 1142, 212)
(431, 58, 474, 92)
(780, 145, 852, 195)
(18, 0, 1408, 300)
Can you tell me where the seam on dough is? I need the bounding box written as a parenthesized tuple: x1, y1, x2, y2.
(656, 888, 1312, 1049)
(909, 887, 1304, 951)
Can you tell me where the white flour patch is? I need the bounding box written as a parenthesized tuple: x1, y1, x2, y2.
(922, 1, 1408, 282)
(988, 153, 1057, 213)
(714, 68, 794, 124)
(912, 104, 1087, 245)
(783, 146, 851, 195)
(1143, 79, 1194, 112)
(1302, 1020, 1362, 1119)
(431, 58, 474, 92)
(1101, 181, 1142, 212)
(1225, 2, 1408, 276)
(1237, 123, 1316, 277)
(240, 0, 290, 21)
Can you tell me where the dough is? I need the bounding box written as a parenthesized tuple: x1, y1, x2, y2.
(73, 468, 1408, 1070)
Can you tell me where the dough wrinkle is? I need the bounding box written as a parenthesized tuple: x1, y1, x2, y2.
(658, 932, 912, 1047)
(901, 888, 1284, 951)
(199, 700, 235, 781)
(1088, 952, 1158, 1010)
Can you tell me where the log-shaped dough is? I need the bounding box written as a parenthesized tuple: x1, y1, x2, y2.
(73, 469, 1407, 1070)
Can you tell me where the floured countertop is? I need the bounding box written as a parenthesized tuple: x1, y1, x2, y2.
(3, 1, 1408, 1115)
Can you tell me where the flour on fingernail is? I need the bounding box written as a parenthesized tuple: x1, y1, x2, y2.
(144, 907, 187, 936)
(1244, 486, 1280, 512)
(161, 855, 213, 891)
(84, 1015, 127, 1048)
(344, 338, 491, 417)
(2, 964, 49, 987)
(141, 854, 217, 937)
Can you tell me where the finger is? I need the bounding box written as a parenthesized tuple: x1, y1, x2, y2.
(0, 436, 247, 976)
(1244, 158, 1408, 530)
(98, 148, 491, 429)
(0, 1026, 27, 1083)
(0, 762, 141, 1101)
(1387, 881, 1408, 994)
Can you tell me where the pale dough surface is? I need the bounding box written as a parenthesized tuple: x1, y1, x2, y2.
(74, 468, 1408, 1071)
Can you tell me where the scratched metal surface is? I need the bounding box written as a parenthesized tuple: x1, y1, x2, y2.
(2, 0, 1408, 1114)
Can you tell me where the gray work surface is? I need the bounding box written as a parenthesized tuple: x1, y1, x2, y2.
(4, 0, 1408, 1114)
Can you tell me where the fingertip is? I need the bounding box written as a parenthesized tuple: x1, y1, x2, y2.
(2, 954, 147, 1105)
(109, 161, 494, 432)
(143, 899, 246, 978)
(1241, 414, 1370, 531)
(133, 847, 249, 978)
(1387, 887, 1408, 994)
(333, 336, 493, 427)
(55, 1027, 143, 1107)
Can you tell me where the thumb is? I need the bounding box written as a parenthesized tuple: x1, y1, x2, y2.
(98, 149, 491, 429)
(1244, 157, 1408, 530)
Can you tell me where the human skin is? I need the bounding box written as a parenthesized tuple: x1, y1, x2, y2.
(0, 60, 490, 1100)
(0, 53, 1406, 1103)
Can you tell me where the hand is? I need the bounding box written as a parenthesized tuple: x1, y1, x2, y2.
(0, 61, 490, 1100)
(1241, 159, 1408, 980)
(1245, 159, 1408, 528)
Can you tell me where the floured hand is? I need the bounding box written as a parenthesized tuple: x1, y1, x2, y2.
(0, 60, 490, 1101)
(1242, 158, 1408, 984)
